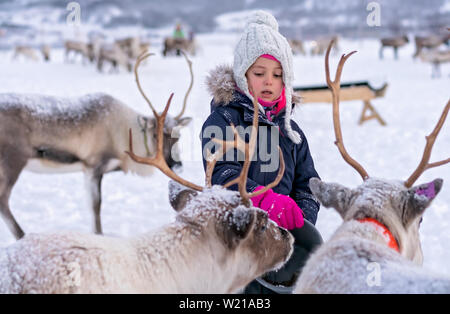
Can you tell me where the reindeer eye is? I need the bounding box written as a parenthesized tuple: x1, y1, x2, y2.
(260, 224, 267, 232)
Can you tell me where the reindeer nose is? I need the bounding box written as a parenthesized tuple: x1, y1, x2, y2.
(169, 161, 183, 172)
(278, 226, 289, 238)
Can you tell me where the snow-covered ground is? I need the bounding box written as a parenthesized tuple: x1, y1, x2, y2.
(0, 34, 449, 277)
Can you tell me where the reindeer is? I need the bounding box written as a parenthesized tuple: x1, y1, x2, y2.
(41, 44, 51, 62)
(288, 39, 306, 56)
(97, 43, 133, 73)
(162, 37, 196, 57)
(13, 45, 51, 62)
(413, 34, 450, 59)
(0, 54, 294, 293)
(0, 51, 194, 240)
(64, 40, 92, 64)
(310, 36, 339, 56)
(12, 45, 39, 62)
(379, 35, 409, 60)
(85, 37, 104, 64)
(294, 42, 450, 294)
(419, 49, 450, 78)
(115, 36, 149, 60)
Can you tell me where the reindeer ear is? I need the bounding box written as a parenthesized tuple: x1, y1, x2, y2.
(138, 116, 156, 131)
(176, 117, 192, 128)
(168, 180, 198, 212)
(172, 117, 192, 136)
(223, 208, 256, 249)
(309, 177, 353, 218)
(403, 178, 443, 226)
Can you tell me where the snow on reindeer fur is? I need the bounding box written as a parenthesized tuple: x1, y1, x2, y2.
(294, 177, 450, 293)
(0, 185, 293, 294)
(0, 93, 115, 123)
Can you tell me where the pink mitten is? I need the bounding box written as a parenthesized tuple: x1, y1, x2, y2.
(251, 186, 304, 230)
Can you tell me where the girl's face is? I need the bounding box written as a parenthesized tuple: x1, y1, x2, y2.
(246, 57, 284, 102)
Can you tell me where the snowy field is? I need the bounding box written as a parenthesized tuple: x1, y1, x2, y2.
(0, 34, 449, 278)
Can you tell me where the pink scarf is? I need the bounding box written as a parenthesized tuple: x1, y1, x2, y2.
(255, 88, 286, 121)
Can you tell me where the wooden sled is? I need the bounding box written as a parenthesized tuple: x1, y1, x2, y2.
(294, 81, 388, 125)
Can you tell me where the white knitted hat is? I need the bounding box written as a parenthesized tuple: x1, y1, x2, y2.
(233, 10, 301, 144)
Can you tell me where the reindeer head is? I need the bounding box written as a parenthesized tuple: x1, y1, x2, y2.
(310, 177, 442, 263)
(317, 41, 449, 264)
(134, 50, 193, 170)
(137, 114, 192, 170)
(168, 181, 294, 283)
(126, 63, 294, 284)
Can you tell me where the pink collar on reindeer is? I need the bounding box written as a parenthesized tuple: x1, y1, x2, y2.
(357, 218, 400, 252)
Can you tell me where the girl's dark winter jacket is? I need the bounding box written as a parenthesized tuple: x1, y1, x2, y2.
(201, 65, 320, 224)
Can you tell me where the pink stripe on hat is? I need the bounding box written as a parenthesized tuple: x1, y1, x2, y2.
(260, 54, 280, 63)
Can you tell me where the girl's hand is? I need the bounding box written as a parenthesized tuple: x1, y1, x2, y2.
(251, 187, 304, 230)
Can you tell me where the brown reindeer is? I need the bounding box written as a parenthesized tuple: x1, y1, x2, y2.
(289, 39, 306, 56)
(97, 43, 133, 73)
(0, 51, 194, 240)
(162, 37, 196, 57)
(379, 35, 409, 59)
(64, 40, 93, 64)
(115, 36, 150, 60)
(413, 34, 450, 58)
(294, 41, 450, 293)
(310, 36, 339, 56)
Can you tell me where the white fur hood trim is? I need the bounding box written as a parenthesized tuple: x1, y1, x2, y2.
(205, 64, 301, 106)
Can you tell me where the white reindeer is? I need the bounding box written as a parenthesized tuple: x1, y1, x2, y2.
(0, 182, 293, 294)
(0, 51, 193, 239)
(64, 40, 91, 64)
(294, 42, 450, 294)
(12, 45, 39, 62)
(0, 67, 294, 293)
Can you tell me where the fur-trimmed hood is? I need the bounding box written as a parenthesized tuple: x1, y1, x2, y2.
(205, 64, 301, 107)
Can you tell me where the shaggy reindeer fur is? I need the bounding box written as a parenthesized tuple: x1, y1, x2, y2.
(0, 93, 191, 239)
(294, 177, 450, 294)
(0, 184, 294, 294)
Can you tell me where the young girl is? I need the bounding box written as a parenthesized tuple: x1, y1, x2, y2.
(201, 11, 320, 293)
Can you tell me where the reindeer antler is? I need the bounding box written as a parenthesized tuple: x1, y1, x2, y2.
(128, 51, 203, 191)
(127, 50, 285, 203)
(126, 93, 203, 191)
(325, 40, 369, 181)
(134, 50, 158, 117)
(174, 50, 194, 121)
(404, 100, 450, 187)
(211, 96, 285, 205)
(136, 49, 193, 121)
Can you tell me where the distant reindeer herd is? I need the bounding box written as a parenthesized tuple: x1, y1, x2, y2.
(377, 32, 449, 78)
(287, 32, 448, 77)
(9, 28, 448, 77)
(10, 33, 194, 73)
(64, 36, 150, 73)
